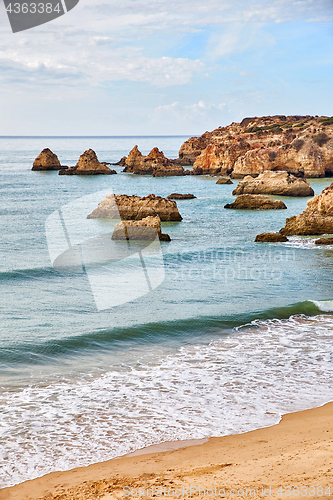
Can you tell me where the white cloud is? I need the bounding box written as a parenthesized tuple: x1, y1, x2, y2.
(155, 100, 227, 122)
(0, 39, 204, 87)
(0, 0, 331, 91)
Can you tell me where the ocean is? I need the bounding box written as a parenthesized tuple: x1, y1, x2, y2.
(1, 136, 333, 488)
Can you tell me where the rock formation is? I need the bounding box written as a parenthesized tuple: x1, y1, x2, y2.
(59, 149, 116, 175)
(178, 115, 333, 177)
(216, 177, 233, 184)
(123, 146, 185, 176)
(280, 182, 333, 235)
(111, 216, 170, 241)
(224, 194, 287, 210)
(32, 148, 65, 171)
(87, 194, 182, 222)
(232, 171, 314, 197)
(315, 237, 333, 245)
(167, 193, 196, 199)
(255, 233, 289, 242)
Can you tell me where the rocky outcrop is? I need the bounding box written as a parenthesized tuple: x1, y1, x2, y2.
(32, 148, 65, 171)
(123, 146, 185, 176)
(232, 171, 314, 197)
(192, 144, 227, 175)
(315, 237, 333, 245)
(255, 233, 288, 242)
(59, 149, 115, 175)
(111, 216, 170, 242)
(167, 193, 196, 199)
(216, 177, 233, 184)
(87, 194, 182, 222)
(280, 183, 333, 235)
(178, 115, 333, 177)
(224, 194, 287, 210)
(109, 156, 126, 166)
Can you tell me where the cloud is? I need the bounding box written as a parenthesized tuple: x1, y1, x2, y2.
(0, 0, 331, 91)
(154, 100, 227, 125)
(0, 38, 204, 88)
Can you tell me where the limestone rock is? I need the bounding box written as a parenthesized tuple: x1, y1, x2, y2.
(110, 156, 126, 166)
(123, 146, 185, 176)
(224, 194, 287, 210)
(315, 237, 333, 245)
(255, 233, 289, 242)
(59, 149, 115, 175)
(192, 144, 225, 175)
(111, 216, 170, 241)
(87, 194, 182, 222)
(178, 115, 333, 177)
(232, 171, 314, 197)
(32, 148, 64, 171)
(167, 193, 196, 199)
(216, 177, 233, 184)
(280, 182, 333, 235)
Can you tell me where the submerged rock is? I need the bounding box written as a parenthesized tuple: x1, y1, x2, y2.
(255, 233, 289, 242)
(59, 149, 115, 175)
(280, 182, 333, 235)
(167, 193, 196, 200)
(224, 194, 287, 210)
(232, 171, 314, 197)
(87, 194, 182, 222)
(111, 216, 170, 241)
(32, 148, 65, 171)
(216, 177, 233, 184)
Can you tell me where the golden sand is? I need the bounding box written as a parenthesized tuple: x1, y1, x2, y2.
(2, 403, 333, 500)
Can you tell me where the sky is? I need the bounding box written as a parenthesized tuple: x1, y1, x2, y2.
(0, 0, 333, 135)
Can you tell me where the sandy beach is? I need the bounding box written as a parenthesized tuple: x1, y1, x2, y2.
(2, 402, 333, 500)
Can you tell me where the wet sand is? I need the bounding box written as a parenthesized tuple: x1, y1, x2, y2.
(2, 402, 333, 500)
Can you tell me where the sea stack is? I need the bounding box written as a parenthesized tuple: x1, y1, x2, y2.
(32, 148, 64, 171)
(122, 146, 185, 176)
(59, 149, 116, 175)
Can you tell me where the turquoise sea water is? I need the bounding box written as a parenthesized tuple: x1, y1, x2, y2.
(1, 137, 333, 488)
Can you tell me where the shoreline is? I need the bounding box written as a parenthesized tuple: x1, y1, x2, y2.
(2, 402, 333, 500)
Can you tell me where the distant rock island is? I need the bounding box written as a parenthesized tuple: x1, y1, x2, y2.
(32, 148, 66, 171)
(179, 115, 333, 178)
(122, 146, 188, 176)
(59, 149, 116, 175)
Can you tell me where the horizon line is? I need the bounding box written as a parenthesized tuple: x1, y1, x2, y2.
(0, 135, 198, 138)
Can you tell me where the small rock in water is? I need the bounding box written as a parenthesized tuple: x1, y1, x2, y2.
(224, 194, 287, 210)
(255, 233, 289, 242)
(314, 237, 333, 245)
(167, 193, 196, 199)
(216, 177, 233, 184)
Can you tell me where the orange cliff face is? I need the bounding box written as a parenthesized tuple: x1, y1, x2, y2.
(179, 115, 333, 178)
